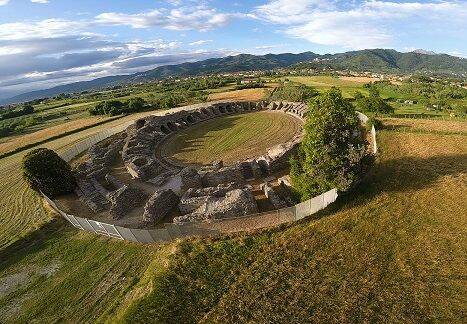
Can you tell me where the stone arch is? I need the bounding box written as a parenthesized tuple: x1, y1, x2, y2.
(175, 120, 187, 129)
(166, 121, 177, 132)
(186, 115, 195, 124)
(225, 104, 233, 113)
(211, 106, 221, 115)
(218, 105, 227, 114)
(160, 124, 170, 134)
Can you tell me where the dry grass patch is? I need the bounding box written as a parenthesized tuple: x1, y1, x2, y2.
(339, 76, 381, 83)
(382, 117, 467, 134)
(208, 88, 269, 101)
(0, 116, 110, 155)
(203, 130, 467, 323)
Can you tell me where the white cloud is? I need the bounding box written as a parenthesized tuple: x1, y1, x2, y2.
(96, 6, 246, 31)
(255, 0, 467, 49)
(0, 0, 10, 5)
(0, 1, 247, 98)
(0, 19, 89, 41)
(30, 0, 50, 3)
(256, 0, 334, 24)
(255, 44, 283, 50)
(189, 40, 212, 46)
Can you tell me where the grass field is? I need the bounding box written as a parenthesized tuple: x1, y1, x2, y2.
(1, 117, 465, 322)
(123, 120, 467, 323)
(161, 111, 302, 165)
(286, 76, 371, 98)
(0, 116, 111, 155)
(207, 88, 270, 101)
(0, 99, 466, 323)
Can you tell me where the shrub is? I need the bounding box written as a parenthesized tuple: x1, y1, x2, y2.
(126, 97, 146, 113)
(22, 148, 76, 198)
(89, 100, 125, 116)
(355, 86, 394, 114)
(367, 116, 383, 130)
(271, 83, 318, 102)
(290, 88, 373, 200)
(89, 98, 148, 116)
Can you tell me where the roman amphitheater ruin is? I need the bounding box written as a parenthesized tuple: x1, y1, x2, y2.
(48, 100, 376, 242)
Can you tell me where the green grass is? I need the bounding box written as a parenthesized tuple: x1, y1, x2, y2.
(0, 219, 160, 323)
(286, 76, 370, 98)
(162, 111, 301, 165)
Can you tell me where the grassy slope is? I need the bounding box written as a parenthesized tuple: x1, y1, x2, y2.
(0, 219, 160, 323)
(122, 121, 467, 323)
(162, 111, 301, 165)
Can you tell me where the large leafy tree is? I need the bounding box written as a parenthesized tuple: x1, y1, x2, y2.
(290, 88, 373, 200)
(22, 148, 76, 198)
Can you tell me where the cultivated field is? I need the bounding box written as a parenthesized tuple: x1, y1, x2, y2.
(161, 111, 302, 166)
(286, 75, 370, 98)
(0, 116, 112, 155)
(207, 88, 269, 102)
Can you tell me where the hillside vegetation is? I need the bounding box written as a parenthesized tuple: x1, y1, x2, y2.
(3, 49, 465, 104)
(1, 118, 465, 322)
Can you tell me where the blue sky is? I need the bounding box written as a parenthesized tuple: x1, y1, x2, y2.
(0, 0, 466, 98)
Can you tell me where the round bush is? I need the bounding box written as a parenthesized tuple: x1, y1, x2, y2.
(22, 148, 76, 198)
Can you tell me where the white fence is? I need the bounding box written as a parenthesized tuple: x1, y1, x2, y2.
(44, 109, 375, 244)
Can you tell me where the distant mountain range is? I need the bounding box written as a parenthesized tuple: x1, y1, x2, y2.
(2, 49, 466, 104)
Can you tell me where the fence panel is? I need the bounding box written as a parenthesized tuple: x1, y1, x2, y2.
(115, 226, 139, 243)
(177, 222, 221, 237)
(102, 223, 124, 240)
(87, 220, 110, 236)
(74, 217, 97, 233)
(164, 224, 185, 239)
(148, 228, 172, 243)
(371, 125, 377, 154)
(63, 214, 83, 229)
(130, 229, 155, 244)
(322, 188, 338, 206)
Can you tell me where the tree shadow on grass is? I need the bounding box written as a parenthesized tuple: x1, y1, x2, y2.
(0, 218, 70, 272)
(307, 153, 467, 222)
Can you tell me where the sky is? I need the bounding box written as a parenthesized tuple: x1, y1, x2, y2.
(0, 0, 466, 98)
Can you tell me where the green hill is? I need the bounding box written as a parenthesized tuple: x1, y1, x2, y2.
(323, 49, 467, 74)
(3, 49, 465, 105)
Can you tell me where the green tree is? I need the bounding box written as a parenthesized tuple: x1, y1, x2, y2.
(355, 86, 394, 114)
(126, 97, 146, 113)
(21, 103, 35, 114)
(22, 148, 76, 198)
(290, 88, 373, 200)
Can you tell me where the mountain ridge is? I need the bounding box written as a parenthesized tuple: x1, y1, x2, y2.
(2, 49, 466, 105)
